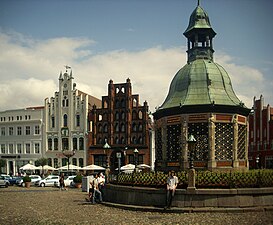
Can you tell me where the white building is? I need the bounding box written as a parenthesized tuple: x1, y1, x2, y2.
(0, 107, 44, 175)
(44, 67, 101, 168)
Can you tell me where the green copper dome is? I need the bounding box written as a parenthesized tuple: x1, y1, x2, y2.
(154, 2, 250, 119)
(160, 59, 242, 109)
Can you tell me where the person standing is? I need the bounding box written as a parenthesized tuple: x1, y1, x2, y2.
(59, 173, 66, 191)
(165, 171, 179, 209)
(92, 173, 102, 203)
(97, 172, 105, 196)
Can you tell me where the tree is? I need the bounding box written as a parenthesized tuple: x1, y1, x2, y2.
(35, 158, 48, 177)
(0, 159, 6, 174)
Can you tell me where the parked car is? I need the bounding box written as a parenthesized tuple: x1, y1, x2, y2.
(35, 175, 59, 187)
(0, 176, 9, 187)
(8, 176, 21, 186)
(54, 175, 76, 188)
(17, 175, 42, 187)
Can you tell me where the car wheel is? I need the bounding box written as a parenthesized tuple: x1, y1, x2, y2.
(5, 183, 8, 188)
(40, 183, 45, 187)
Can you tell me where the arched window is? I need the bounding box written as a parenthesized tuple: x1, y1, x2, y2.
(63, 114, 68, 127)
(48, 138, 52, 150)
(132, 136, 137, 144)
(104, 124, 108, 132)
(121, 112, 125, 120)
(62, 138, 69, 150)
(54, 158, 58, 168)
(115, 100, 120, 108)
(115, 137, 119, 144)
(121, 99, 125, 107)
(121, 124, 125, 132)
(79, 158, 84, 167)
(132, 123, 137, 132)
(115, 123, 119, 132)
(79, 137, 84, 150)
(132, 111, 137, 120)
(47, 158, 52, 166)
(138, 136, 143, 144)
(139, 124, 143, 131)
(121, 136, 125, 144)
(98, 124, 102, 133)
(138, 111, 143, 119)
(76, 115, 80, 127)
(115, 112, 119, 120)
(73, 137, 77, 150)
(54, 138, 58, 150)
(72, 158, 77, 165)
(133, 98, 137, 107)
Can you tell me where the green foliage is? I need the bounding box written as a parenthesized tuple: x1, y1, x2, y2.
(23, 176, 31, 183)
(35, 158, 48, 167)
(73, 175, 82, 183)
(110, 169, 273, 189)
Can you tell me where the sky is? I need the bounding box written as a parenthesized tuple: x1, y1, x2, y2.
(0, 0, 272, 113)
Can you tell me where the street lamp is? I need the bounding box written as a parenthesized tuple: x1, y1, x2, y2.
(256, 155, 260, 169)
(187, 134, 196, 169)
(134, 148, 139, 173)
(103, 139, 111, 182)
(62, 149, 76, 172)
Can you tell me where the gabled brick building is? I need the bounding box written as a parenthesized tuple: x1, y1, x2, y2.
(87, 78, 151, 172)
(248, 95, 273, 169)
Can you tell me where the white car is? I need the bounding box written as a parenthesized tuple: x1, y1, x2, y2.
(17, 175, 42, 186)
(54, 175, 76, 188)
(36, 175, 60, 187)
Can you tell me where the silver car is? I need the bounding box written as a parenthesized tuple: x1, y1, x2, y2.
(36, 175, 60, 187)
(0, 176, 9, 188)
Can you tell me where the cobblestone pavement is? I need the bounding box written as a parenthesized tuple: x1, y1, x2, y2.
(0, 186, 273, 225)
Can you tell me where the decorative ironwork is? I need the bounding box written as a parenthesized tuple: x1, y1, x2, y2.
(238, 124, 247, 160)
(188, 123, 208, 160)
(215, 123, 233, 160)
(167, 124, 181, 161)
(155, 128, 163, 160)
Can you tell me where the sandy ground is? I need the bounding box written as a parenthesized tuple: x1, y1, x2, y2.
(0, 186, 273, 225)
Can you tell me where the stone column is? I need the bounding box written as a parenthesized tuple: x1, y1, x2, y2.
(208, 114, 216, 170)
(180, 118, 188, 170)
(187, 168, 196, 193)
(233, 115, 239, 168)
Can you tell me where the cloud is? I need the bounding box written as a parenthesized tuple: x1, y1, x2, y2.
(0, 31, 272, 112)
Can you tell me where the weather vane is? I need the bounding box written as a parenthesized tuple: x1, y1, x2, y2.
(64, 65, 71, 72)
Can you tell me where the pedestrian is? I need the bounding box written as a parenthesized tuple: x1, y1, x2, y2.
(92, 173, 102, 203)
(86, 175, 95, 202)
(165, 171, 178, 209)
(97, 172, 105, 196)
(59, 173, 66, 191)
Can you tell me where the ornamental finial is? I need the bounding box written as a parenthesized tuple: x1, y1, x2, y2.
(198, 0, 200, 6)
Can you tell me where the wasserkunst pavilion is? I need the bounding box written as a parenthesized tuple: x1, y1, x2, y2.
(153, 2, 250, 171)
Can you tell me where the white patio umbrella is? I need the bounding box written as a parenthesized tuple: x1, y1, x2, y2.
(38, 165, 57, 171)
(82, 164, 105, 170)
(120, 164, 135, 170)
(137, 164, 151, 169)
(19, 163, 39, 170)
(57, 164, 82, 170)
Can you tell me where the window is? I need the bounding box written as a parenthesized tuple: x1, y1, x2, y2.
(54, 138, 58, 150)
(54, 158, 58, 168)
(52, 116, 55, 128)
(9, 144, 14, 154)
(79, 158, 84, 167)
(17, 127, 22, 135)
(94, 155, 107, 167)
(48, 138, 52, 150)
(17, 144, 22, 154)
(25, 143, 31, 154)
(1, 144, 5, 154)
(79, 137, 84, 150)
(62, 138, 69, 150)
(63, 114, 68, 127)
(9, 127, 14, 136)
(34, 125, 40, 135)
(1, 127, 5, 136)
(47, 158, 52, 166)
(35, 143, 40, 154)
(25, 126, 31, 135)
(76, 115, 80, 127)
(73, 137, 77, 150)
(72, 158, 77, 165)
